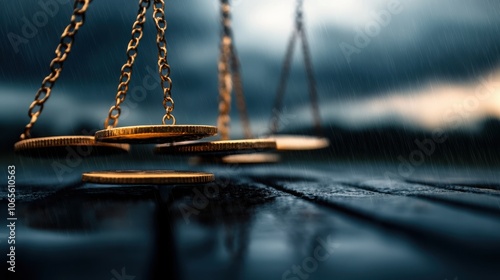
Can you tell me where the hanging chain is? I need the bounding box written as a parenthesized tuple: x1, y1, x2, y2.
(218, 0, 232, 140)
(269, 0, 322, 135)
(19, 0, 92, 140)
(228, 10, 253, 139)
(152, 0, 175, 125)
(104, 0, 150, 129)
(269, 30, 297, 135)
(218, 0, 253, 139)
(297, 0, 322, 135)
(299, 19, 322, 136)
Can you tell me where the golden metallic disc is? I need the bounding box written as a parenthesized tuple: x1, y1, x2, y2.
(221, 153, 280, 164)
(155, 139, 277, 156)
(265, 135, 330, 151)
(82, 170, 215, 185)
(94, 125, 217, 144)
(14, 136, 130, 157)
(190, 153, 280, 165)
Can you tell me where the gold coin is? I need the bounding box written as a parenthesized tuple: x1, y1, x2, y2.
(155, 139, 277, 155)
(82, 170, 215, 185)
(190, 153, 280, 165)
(14, 136, 130, 157)
(221, 153, 280, 164)
(265, 135, 330, 151)
(95, 125, 217, 144)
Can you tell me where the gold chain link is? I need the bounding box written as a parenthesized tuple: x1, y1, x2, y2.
(20, 0, 91, 140)
(152, 0, 175, 125)
(217, 0, 232, 140)
(104, 0, 150, 129)
(218, 0, 253, 139)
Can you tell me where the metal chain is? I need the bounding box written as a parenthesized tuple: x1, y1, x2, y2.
(219, 0, 253, 139)
(218, 0, 232, 140)
(228, 14, 253, 139)
(152, 0, 175, 125)
(269, 0, 322, 135)
(299, 24, 322, 136)
(20, 0, 92, 140)
(269, 31, 297, 135)
(104, 0, 150, 129)
(224, 0, 252, 139)
(297, 0, 322, 135)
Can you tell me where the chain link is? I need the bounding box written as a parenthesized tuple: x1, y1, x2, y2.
(218, 0, 253, 139)
(20, 0, 91, 140)
(104, 0, 150, 129)
(152, 0, 175, 125)
(217, 0, 232, 140)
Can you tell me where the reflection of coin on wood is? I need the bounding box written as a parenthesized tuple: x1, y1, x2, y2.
(82, 170, 215, 185)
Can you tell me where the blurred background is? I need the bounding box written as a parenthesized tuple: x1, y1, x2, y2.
(1, 0, 500, 164)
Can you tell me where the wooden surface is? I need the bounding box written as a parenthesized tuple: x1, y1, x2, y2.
(1, 160, 500, 280)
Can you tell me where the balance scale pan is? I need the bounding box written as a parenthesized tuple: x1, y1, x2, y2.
(155, 139, 276, 156)
(265, 135, 330, 151)
(95, 125, 217, 144)
(14, 136, 130, 158)
(189, 153, 280, 165)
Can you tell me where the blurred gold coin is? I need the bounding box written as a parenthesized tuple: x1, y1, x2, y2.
(221, 153, 280, 164)
(265, 135, 329, 151)
(190, 153, 280, 165)
(95, 125, 217, 144)
(14, 136, 130, 157)
(155, 139, 276, 155)
(82, 170, 215, 185)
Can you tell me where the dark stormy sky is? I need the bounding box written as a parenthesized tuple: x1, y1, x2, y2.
(1, 0, 500, 139)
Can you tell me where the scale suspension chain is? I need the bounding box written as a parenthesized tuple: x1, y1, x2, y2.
(104, 0, 150, 129)
(218, 0, 233, 140)
(95, 0, 217, 144)
(269, 30, 297, 135)
(230, 41, 253, 139)
(153, 0, 175, 125)
(20, 0, 92, 140)
(226, 2, 253, 139)
(269, 0, 322, 135)
(218, 0, 253, 140)
(297, 0, 322, 136)
(104, 0, 175, 128)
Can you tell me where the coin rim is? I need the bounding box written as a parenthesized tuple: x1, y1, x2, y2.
(155, 139, 277, 155)
(14, 135, 130, 152)
(95, 125, 218, 143)
(82, 170, 215, 185)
